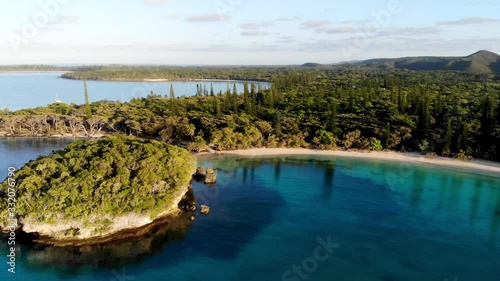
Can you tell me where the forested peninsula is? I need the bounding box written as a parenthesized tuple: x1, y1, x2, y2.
(60, 66, 277, 81)
(0, 136, 196, 242)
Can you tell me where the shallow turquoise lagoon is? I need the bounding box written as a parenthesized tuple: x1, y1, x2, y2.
(0, 140, 499, 281)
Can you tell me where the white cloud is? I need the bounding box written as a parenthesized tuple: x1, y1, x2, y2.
(300, 20, 330, 29)
(185, 14, 231, 22)
(241, 30, 269, 37)
(437, 17, 500, 26)
(275, 16, 301, 22)
(162, 14, 180, 20)
(239, 22, 272, 30)
(144, 0, 168, 4)
(48, 15, 80, 25)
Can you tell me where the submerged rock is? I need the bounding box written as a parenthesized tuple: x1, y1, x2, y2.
(200, 205, 210, 215)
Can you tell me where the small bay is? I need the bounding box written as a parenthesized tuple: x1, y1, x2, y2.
(0, 140, 499, 281)
(0, 72, 269, 111)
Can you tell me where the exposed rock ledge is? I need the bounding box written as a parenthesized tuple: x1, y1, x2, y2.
(2, 185, 190, 246)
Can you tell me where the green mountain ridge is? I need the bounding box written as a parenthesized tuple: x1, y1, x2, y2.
(300, 62, 324, 68)
(355, 50, 500, 74)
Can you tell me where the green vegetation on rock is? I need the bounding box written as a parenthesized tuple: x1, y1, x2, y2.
(0, 135, 195, 233)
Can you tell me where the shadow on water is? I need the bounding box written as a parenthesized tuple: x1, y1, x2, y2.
(410, 169, 427, 210)
(187, 158, 286, 260)
(469, 178, 483, 224)
(491, 189, 500, 244)
(232, 155, 338, 198)
(0, 210, 194, 277)
(322, 164, 336, 200)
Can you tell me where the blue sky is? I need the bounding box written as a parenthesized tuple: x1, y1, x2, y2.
(0, 0, 499, 64)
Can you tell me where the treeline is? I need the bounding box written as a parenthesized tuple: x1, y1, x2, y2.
(60, 65, 310, 82)
(1, 68, 499, 161)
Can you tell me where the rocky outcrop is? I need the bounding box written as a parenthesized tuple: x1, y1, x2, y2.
(11, 184, 190, 244)
(193, 166, 207, 181)
(0, 136, 197, 244)
(200, 205, 210, 215)
(204, 168, 217, 184)
(193, 166, 217, 184)
(196, 166, 207, 176)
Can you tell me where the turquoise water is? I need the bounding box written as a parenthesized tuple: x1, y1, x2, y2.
(0, 72, 269, 111)
(0, 140, 499, 281)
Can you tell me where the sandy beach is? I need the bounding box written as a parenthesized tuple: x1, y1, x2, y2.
(199, 148, 500, 177)
(139, 78, 268, 83)
(142, 78, 171, 82)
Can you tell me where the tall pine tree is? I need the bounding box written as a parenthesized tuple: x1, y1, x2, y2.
(84, 81, 91, 120)
(169, 84, 175, 99)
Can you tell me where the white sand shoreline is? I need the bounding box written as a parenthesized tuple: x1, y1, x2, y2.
(198, 148, 500, 177)
(129, 78, 268, 83)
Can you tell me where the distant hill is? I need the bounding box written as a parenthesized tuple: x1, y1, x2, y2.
(301, 62, 323, 68)
(354, 50, 500, 74)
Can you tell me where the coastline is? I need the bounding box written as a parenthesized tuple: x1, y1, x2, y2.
(0, 71, 67, 73)
(0, 132, 106, 139)
(2, 135, 498, 177)
(198, 148, 500, 177)
(2, 185, 192, 247)
(60, 76, 270, 83)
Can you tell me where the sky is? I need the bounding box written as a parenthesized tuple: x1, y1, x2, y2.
(0, 0, 499, 65)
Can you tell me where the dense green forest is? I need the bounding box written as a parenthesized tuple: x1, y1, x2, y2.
(1, 67, 499, 161)
(0, 136, 195, 234)
(60, 66, 289, 81)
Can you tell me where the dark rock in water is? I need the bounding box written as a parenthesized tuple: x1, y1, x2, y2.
(196, 167, 206, 176)
(193, 166, 207, 181)
(178, 189, 197, 212)
(200, 205, 210, 215)
(204, 168, 217, 184)
(179, 201, 196, 212)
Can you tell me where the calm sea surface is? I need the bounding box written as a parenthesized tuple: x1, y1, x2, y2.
(0, 139, 499, 281)
(0, 72, 269, 111)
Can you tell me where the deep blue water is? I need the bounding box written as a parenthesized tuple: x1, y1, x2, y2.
(0, 72, 269, 111)
(0, 139, 499, 281)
